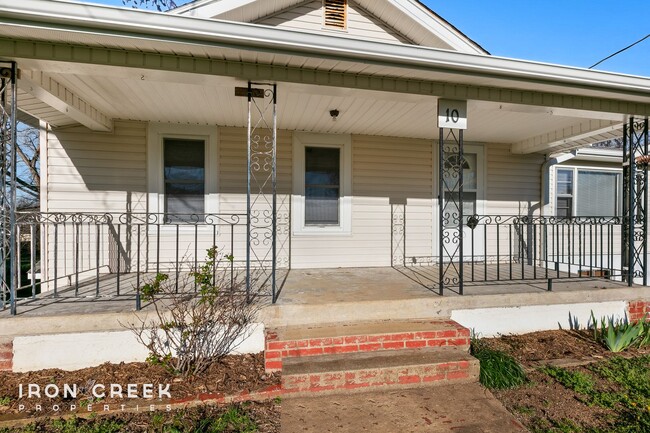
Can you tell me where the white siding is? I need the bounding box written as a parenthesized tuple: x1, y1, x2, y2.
(43, 123, 555, 273)
(483, 143, 544, 260)
(46, 120, 147, 213)
(43, 121, 148, 289)
(257, 0, 410, 44)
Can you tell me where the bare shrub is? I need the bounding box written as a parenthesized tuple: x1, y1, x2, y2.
(125, 247, 259, 376)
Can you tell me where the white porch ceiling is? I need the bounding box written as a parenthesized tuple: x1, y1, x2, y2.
(38, 70, 620, 147)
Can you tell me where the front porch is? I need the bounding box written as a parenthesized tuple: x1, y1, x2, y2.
(0, 263, 633, 319)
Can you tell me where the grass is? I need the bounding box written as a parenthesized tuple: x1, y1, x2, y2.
(0, 404, 261, 433)
(470, 338, 527, 390)
(535, 356, 650, 432)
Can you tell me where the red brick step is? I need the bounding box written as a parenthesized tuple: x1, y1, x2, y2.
(265, 319, 470, 372)
(281, 347, 479, 397)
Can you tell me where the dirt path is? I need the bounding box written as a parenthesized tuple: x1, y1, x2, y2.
(281, 383, 528, 433)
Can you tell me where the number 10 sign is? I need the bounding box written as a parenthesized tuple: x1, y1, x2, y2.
(437, 99, 468, 130)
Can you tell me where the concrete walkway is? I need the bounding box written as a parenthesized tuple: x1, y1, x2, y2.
(281, 383, 528, 433)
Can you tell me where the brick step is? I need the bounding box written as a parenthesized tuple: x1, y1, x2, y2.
(265, 319, 470, 372)
(281, 347, 479, 397)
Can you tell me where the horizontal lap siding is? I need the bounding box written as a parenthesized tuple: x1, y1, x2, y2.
(298, 135, 435, 269)
(218, 128, 292, 265)
(258, 1, 409, 44)
(46, 120, 147, 213)
(43, 121, 148, 289)
(484, 143, 544, 259)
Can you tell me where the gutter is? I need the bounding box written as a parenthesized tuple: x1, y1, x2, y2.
(541, 151, 577, 216)
(2, 1, 650, 98)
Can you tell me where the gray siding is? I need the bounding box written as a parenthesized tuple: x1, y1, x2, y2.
(257, 0, 410, 44)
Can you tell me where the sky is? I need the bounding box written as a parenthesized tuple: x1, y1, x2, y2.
(80, 0, 650, 77)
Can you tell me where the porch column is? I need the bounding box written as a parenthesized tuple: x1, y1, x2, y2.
(622, 117, 649, 286)
(246, 82, 279, 302)
(0, 61, 17, 315)
(439, 128, 465, 295)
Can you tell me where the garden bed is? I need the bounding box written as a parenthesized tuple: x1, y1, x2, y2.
(480, 330, 650, 433)
(0, 401, 280, 433)
(0, 352, 281, 432)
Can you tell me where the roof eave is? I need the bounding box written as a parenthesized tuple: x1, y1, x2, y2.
(2, 0, 650, 99)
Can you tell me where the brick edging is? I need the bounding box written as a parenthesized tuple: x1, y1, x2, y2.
(0, 338, 13, 372)
(0, 385, 283, 429)
(628, 300, 650, 322)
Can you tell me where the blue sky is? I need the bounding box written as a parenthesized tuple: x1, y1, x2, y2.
(84, 0, 650, 76)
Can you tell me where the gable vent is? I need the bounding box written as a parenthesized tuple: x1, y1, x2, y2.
(323, 0, 347, 29)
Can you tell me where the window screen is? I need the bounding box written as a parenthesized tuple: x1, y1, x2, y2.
(576, 171, 618, 217)
(305, 147, 340, 225)
(164, 138, 205, 216)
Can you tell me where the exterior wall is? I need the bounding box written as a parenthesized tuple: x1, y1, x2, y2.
(42, 122, 548, 271)
(46, 120, 147, 213)
(483, 143, 544, 260)
(41, 121, 148, 288)
(257, 0, 410, 44)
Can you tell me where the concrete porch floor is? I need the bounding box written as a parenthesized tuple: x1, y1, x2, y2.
(277, 265, 629, 304)
(0, 265, 644, 334)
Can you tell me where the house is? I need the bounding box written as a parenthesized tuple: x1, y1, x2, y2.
(0, 0, 650, 383)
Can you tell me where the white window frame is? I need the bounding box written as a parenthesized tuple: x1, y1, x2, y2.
(147, 123, 219, 228)
(552, 165, 622, 217)
(292, 132, 352, 236)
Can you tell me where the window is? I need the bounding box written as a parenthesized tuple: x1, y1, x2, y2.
(305, 147, 340, 225)
(292, 132, 351, 235)
(555, 167, 621, 217)
(163, 138, 205, 215)
(147, 123, 218, 222)
(556, 169, 573, 218)
(323, 0, 347, 29)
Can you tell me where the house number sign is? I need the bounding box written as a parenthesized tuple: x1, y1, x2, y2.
(438, 99, 468, 130)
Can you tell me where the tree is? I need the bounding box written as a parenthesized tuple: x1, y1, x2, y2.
(122, 0, 184, 11)
(14, 124, 39, 207)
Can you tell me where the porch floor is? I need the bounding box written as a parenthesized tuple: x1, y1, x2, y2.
(1, 264, 630, 318)
(277, 264, 628, 304)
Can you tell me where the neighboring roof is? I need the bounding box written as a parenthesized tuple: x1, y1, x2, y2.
(171, 0, 488, 54)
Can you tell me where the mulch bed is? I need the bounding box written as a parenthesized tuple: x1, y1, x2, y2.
(482, 329, 650, 368)
(0, 353, 279, 417)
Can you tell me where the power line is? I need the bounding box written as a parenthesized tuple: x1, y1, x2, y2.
(589, 33, 650, 69)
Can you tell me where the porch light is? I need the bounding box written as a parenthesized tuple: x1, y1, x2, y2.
(329, 109, 340, 121)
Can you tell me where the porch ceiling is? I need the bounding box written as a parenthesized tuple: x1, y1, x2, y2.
(16, 65, 623, 150)
(1, 0, 641, 152)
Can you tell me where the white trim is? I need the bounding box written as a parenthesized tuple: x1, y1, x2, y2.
(147, 122, 219, 226)
(292, 131, 352, 236)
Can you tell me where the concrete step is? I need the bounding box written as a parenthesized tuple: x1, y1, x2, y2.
(264, 319, 470, 372)
(281, 347, 479, 397)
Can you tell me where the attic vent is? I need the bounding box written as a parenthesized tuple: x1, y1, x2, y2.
(323, 0, 347, 29)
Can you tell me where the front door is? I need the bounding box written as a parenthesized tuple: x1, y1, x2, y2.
(436, 144, 485, 261)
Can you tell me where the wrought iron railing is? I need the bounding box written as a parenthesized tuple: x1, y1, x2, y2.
(393, 213, 626, 293)
(4, 211, 250, 312)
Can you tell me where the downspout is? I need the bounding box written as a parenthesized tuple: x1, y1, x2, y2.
(541, 150, 578, 216)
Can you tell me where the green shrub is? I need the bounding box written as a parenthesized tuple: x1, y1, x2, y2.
(471, 338, 526, 389)
(590, 312, 644, 352)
